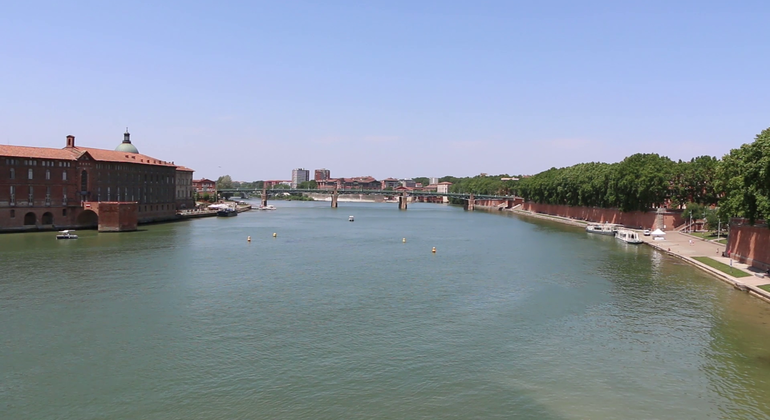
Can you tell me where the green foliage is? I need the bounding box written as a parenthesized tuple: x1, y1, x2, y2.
(413, 177, 430, 186)
(297, 180, 318, 189)
(715, 127, 770, 224)
(217, 175, 233, 189)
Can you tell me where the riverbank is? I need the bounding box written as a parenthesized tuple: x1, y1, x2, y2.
(509, 207, 770, 303)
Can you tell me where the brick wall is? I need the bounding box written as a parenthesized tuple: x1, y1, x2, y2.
(521, 202, 684, 230)
(726, 221, 770, 270)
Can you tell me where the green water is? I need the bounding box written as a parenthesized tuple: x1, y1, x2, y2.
(1, 202, 769, 419)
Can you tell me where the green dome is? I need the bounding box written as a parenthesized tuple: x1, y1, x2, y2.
(116, 130, 139, 153)
(115, 142, 139, 153)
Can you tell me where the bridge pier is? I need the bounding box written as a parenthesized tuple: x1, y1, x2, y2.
(399, 192, 408, 210)
(331, 188, 338, 208)
(261, 187, 268, 208)
(466, 193, 475, 211)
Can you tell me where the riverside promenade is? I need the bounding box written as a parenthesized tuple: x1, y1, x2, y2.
(511, 208, 770, 303)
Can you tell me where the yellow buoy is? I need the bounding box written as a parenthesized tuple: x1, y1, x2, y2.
(402, 238, 406, 243)
(432, 247, 436, 253)
(247, 236, 251, 242)
(273, 233, 277, 238)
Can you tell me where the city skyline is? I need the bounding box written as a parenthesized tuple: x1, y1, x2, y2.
(2, 1, 769, 181)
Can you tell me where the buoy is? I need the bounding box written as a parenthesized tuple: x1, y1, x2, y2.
(273, 233, 277, 238)
(402, 238, 406, 243)
(247, 236, 251, 242)
(432, 247, 436, 253)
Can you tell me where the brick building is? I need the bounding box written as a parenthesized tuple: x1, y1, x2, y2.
(0, 132, 192, 232)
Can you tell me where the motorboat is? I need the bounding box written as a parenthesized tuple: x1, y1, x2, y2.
(216, 207, 238, 217)
(615, 229, 643, 244)
(349, 215, 354, 222)
(258, 205, 277, 211)
(585, 223, 619, 236)
(56, 230, 78, 239)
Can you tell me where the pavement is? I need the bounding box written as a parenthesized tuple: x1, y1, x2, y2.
(641, 230, 770, 302)
(508, 208, 770, 302)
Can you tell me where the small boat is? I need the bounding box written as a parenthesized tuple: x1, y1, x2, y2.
(349, 215, 354, 222)
(258, 205, 277, 211)
(56, 230, 78, 239)
(217, 208, 238, 217)
(585, 223, 619, 236)
(615, 229, 643, 244)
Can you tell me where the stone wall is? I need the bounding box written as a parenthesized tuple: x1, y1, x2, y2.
(521, 202, 684, 230)
(97, 202, 138, 232)
(726, 221, 770, 270)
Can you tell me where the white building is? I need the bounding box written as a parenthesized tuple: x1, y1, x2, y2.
(429, 177, 439, 185)
(291, 168, 310, 188)
(437, 182, 452, 194)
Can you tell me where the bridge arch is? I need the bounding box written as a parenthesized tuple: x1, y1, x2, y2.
(77, 210, 98, 227)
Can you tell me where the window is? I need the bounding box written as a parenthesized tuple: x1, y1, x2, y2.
(63, 171, 67, 181)
(46, 169, 50, 180)
(28, 168, 33, 179)
(10, 209, 15, 218)
(28, 186, 33, 203)
(10, 185, 15, 202)
(62, 209, 67, 216)
(10, 168, 14, 179)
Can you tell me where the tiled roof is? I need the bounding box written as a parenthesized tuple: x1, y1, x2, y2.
(73, 147, 177, 167)
(176, 166, 194, 172)
(0, 145, 78, 160)
(0, 144, 180, 168)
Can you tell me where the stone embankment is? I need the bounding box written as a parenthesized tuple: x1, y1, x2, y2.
(509, 207, 770, 304)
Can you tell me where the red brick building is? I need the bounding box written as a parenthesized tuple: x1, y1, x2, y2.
(0, 132, 192, 232)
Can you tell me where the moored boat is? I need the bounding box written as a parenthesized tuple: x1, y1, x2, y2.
(258, 205, 277, 211)
(585, 223, 619, 236)
(216, 208, 238, 217)
(615, 229, 643, 244)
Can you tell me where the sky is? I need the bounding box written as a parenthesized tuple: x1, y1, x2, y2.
(2, 1, 769, 181)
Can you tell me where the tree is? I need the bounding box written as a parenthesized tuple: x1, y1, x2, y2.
(217, 175, 233, 189)
(715, 127, 770, 224)
(297, 180, 318, 189)
(413, 177, 430, 186)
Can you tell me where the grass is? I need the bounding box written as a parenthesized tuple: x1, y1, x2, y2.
(760, 285, 770, 293)
(688, 231, 728, 241)
(692, 256, 751, 278)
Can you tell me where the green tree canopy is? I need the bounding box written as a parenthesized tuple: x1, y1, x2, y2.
(217, 175, 233, 189)
(715, 127, 770, 224)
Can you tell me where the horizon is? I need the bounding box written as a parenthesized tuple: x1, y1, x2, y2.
(2, 1, 768, 180)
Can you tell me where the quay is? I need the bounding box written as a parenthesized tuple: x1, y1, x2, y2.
(509, 207, 770, 304)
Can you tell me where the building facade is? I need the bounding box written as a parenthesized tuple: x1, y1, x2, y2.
(175, 167, 195, 209)
(314, 168, 330, 181)
(291, 168, 310, 188)
(0, 132, 192, 232)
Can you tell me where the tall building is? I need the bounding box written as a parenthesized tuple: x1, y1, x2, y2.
(291, 168, 310, 188)
(429, 177, 439, 185)
(314, 168, 330, 181)
(0, 131, 193, 232)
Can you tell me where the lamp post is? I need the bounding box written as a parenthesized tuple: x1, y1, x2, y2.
(689, 210, 693, 233)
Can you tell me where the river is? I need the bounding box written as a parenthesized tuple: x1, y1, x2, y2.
(1, 201, 769, 419)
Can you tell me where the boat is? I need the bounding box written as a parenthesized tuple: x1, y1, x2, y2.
(56, 230, 78, 239)
(615, 229, 643, 244)
(349, 215, 354, 222)
(258, 205, 277, 211)
(585, 223, 619, 236)
(216, 207, 238, 217)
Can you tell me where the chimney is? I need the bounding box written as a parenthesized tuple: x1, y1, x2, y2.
(66, 135, 75, 148)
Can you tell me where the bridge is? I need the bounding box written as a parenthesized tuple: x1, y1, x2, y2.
(216, 188, 521, 211)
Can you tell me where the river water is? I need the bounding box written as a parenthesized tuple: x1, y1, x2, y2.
(1, 201, 769, 419)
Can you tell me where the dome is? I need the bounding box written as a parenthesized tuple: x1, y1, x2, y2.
(116, 129, 139, 154)
(115, 142, 139, 154)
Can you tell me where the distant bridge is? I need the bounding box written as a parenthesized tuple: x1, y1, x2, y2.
(216, 188, 521, 211)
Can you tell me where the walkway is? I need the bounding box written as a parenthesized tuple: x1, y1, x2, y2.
(642, 231, 770, 302)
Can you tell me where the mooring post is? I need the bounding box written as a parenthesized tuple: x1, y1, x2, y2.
(399, 191, 408, 210)
(467, 193, 475, 211)
(331, 186, 338, 208)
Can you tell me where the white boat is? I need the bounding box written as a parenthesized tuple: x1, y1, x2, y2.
(349, 215, 354, 222)
(258, 205, 277, 211)
(585, 223, 619, 236)
(615, 229, 643, 244)
(56, 230, 78, 240)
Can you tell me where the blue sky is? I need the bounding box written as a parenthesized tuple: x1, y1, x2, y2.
(2, 1, 769, 181)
